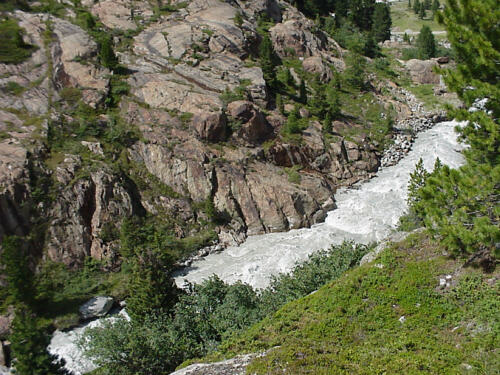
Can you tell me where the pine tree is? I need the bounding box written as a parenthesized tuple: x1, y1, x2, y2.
(431, 0, 440, 14)
(259, 35, 279, 90)
(414, 0, 500, 259)
(416, 25, 435, 58)
(363, 32, 380, 57)
(424, 0, 432, 9)
(10, 304, 69, 375)
(126, 254, 179, 322)
(372, 3, 392, 42)
(299, 79, 307, 104)
(418, 4, 426, 19)
(413, 0, 420, 13)
(407, 158, 429, 207)
(0, 236, 33, 305)
(99, 35, 118, 70)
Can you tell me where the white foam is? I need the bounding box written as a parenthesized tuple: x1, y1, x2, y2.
(175, 121, 466, 289)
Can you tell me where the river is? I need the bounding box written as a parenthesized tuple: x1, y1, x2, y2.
(48, 120, 465, 374)
(174, 120, 466, 289)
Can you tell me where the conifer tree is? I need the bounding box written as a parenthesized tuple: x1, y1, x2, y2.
(414, 0, 499, 259)
(416, 25, 435, 58)
(413, 0, 420, 13)
(99, 35, 118, 70)
(299, 79, 307, 104)
(259, 35, 279, 90)
(418, 4, 426, 19)
(431, 0, 440, 14)
(372, 3, 392, 42)
(10, 304, 69, 375)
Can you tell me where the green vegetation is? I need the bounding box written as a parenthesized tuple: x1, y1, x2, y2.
(416, 25, 436, 58)
(0, 18, 37, 64)
(390, 0, 444, 33)
(410, 0, 499, 260)
(80, 242, 370, 374)
(214, 232, 499, 374)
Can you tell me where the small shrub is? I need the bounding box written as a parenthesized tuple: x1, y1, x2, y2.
(4, 81, 25, 96)
(0, 18, 36, 64)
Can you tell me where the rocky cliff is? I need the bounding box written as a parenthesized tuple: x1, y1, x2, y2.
(0, 0, 443, 269)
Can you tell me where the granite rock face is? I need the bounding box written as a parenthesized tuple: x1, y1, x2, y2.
(0, 0, 442, 269)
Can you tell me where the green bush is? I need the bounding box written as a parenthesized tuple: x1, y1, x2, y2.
(4, 81, 26, 96)
(0, 18, 36, 64)
(80, 242, 369, 374)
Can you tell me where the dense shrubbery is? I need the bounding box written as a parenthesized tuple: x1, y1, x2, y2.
(0, 18, 37, 64)
(80, 242, 370, 374)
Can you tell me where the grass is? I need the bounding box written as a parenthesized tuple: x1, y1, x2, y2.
(208, 231, 499, 374)
(390, 1, 445, 33)
(0, 18, 37, 64)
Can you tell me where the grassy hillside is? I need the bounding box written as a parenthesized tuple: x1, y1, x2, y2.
(210, 231, 499, 374)
(390, 1, 445, 33)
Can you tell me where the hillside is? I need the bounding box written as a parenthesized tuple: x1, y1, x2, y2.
(0, 0, 497, 373)
(180, 231, 499, 374)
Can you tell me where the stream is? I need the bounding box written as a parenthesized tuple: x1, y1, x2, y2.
(48, 120, 465, 374)
(174, 120, 466, 289)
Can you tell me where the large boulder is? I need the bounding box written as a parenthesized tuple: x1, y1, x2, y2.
(404, 59, 440, 84)
(302, 56, 332, 82)
(79, 296, 114, 320)
(192, 112, 228, 142)
(227, 101, 273, 143)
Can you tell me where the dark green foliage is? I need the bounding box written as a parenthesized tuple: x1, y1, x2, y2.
(344, 52, 367, 89)
(0, 237, 34, 305)
(0, 0, 30, 11)
(372, 3, 392, 42)
(411, 0, 500, 259)
(363, 32, 380, 58)
(298, 79, 307, 104)
(126, 255, 179, 321)
(416, 25, 435, 58)
(418, 4, 426, 19)
(413, 0, 421, 13)
(233, 12, 243, 27)
(4, 81, 25, 96)
(0, 18, 36, 64)
(98, 35, 118, 70)
(424, 0, 432, 9)
(407, 158, 430, 207)
(259, 35, 280, 90)
(81, 242, 369, 374)
(10, 304, 69, 375)
(283, 106, 302, 134)
(431, 0, 440, 14)
(80, 314, 184, 375)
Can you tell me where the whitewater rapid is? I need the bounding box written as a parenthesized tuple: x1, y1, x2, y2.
(175, 120, 466, 289)
(48, 120, 465, 375)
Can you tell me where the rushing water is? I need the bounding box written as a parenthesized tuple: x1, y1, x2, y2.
(49, 120, 465, 374)
(174, 120, 466, 289)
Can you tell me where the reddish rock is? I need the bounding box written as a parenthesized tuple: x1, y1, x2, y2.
(192, 112, 228, 142)
(227, 101, 273, 143)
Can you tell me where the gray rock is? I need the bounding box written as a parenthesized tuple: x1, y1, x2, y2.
(79, 296, 114, 320)
(170, 353, 263, 375)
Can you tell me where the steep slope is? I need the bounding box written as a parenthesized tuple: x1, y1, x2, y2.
(183, 231, 499, 374)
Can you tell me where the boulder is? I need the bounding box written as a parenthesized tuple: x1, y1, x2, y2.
(404, 59, 440, 84)
(79, 296, 114, 320)
(192, 112, 227, 142)
(302, 56, 332, 82)
(269, 19, 326, 58)
(227, 101, 273, 143)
